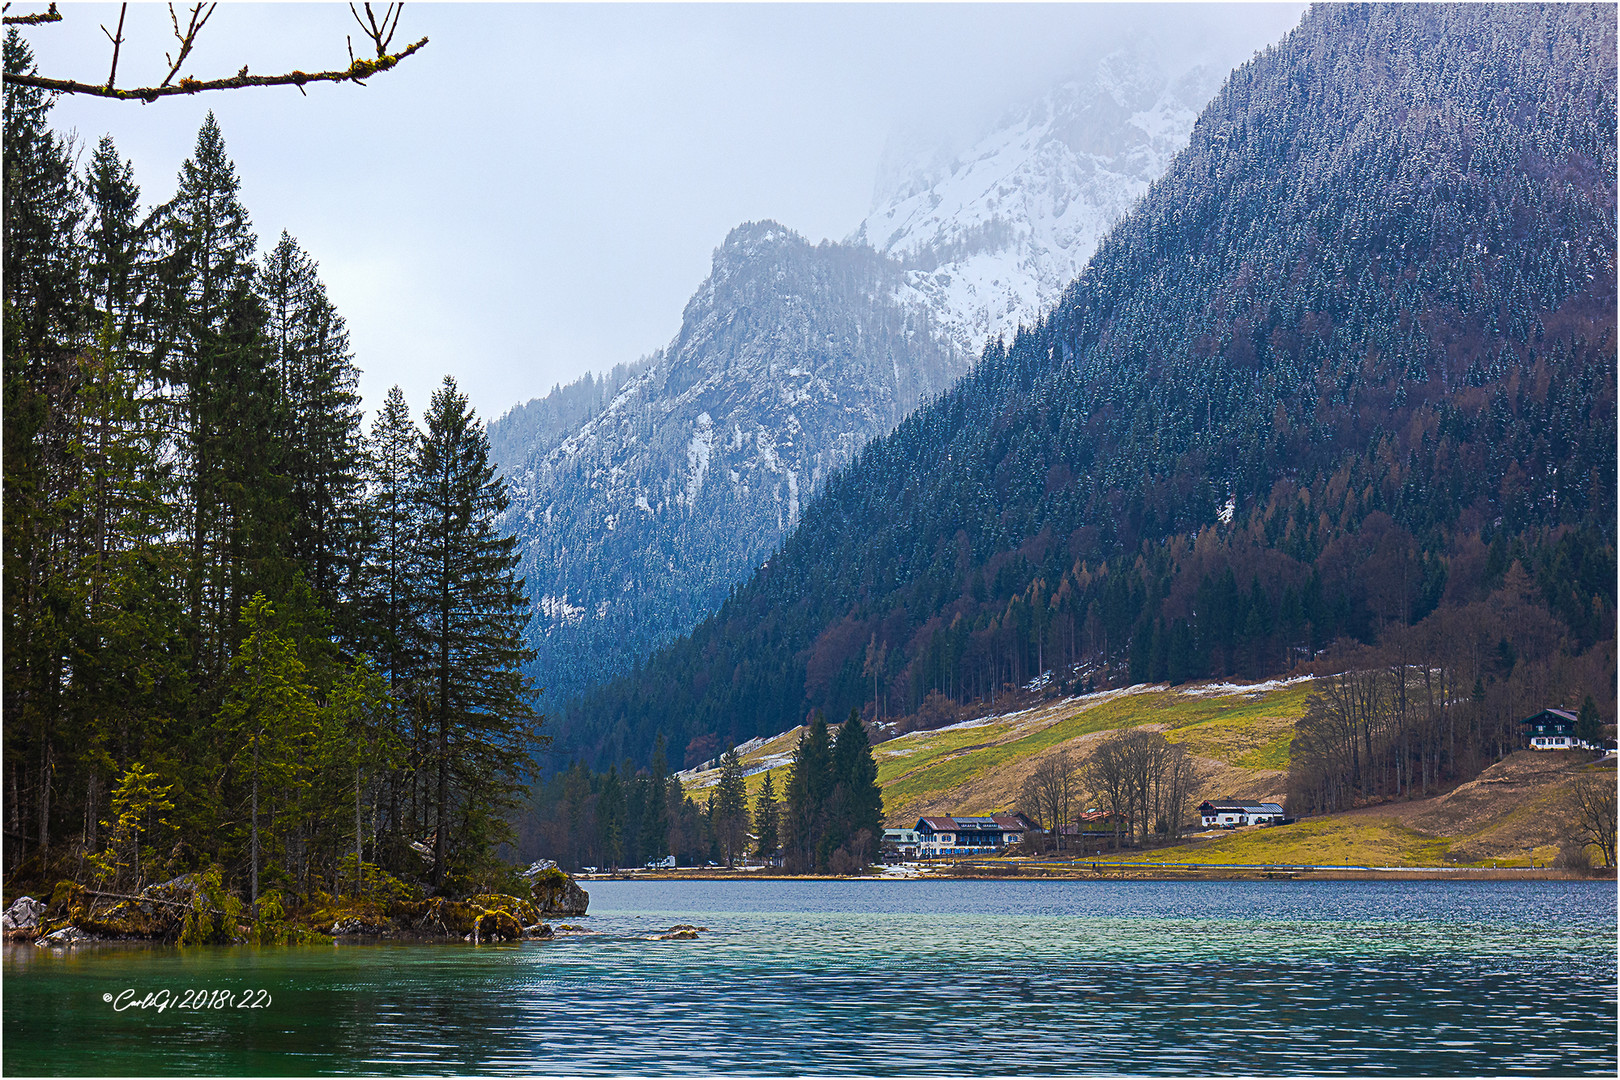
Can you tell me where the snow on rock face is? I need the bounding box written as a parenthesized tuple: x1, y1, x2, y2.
(855, 46, 1228, 357)
(497, 222, 969, 707)
(684, 412, 714, 508)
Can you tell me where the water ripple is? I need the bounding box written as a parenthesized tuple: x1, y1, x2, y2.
(4, 880, 1615, 1075)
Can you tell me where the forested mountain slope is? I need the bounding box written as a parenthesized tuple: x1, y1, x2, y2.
(496, 224, 967, 712)
(493, 46, 1259, 718)
(487, 356, 653, 482)
(565, 4, 1616, 778)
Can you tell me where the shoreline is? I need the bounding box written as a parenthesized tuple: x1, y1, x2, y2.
(587, 864, 1608, 883)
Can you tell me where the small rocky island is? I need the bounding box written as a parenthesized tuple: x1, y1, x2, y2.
(3, 862, 589, 947)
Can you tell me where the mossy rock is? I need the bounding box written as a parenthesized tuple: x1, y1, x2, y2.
(471, 893, 538, 926)
(421, 899, 481, 935)
(473, 909, 522, 941)
(46, 881, 86, 920)
(76, 901, 174, 940)
(328, 911, 395, 936)
(383, 895, 534, 940)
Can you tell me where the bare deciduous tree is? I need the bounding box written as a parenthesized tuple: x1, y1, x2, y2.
(1084, 734, 1134, 850)
(1019, 751, 1079, 853)
(1083, 729, 1202, 849)
(1566, 770, 1617, 869)
(2, 2, 426, 101)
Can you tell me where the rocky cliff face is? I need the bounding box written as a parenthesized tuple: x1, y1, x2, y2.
(494, 222, 967, 717)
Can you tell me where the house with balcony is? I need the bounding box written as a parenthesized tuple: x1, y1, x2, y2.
(913, 813, 1036, 856)
(1520, 708, 1589, 750)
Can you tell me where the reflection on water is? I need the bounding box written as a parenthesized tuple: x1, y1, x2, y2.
(5, 880, 1616, 1075)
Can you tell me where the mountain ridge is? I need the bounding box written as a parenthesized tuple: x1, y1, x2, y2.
(561, 2, 1616, 778)
(495, 221, 969, 711)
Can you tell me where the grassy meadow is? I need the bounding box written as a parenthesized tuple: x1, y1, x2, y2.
(681, 677, 1314, 826)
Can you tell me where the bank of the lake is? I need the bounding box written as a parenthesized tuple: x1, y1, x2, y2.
(5, 879, 1615, 1076)
(600, 863, 1607, 883)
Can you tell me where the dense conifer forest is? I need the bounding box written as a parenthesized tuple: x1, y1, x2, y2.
(561, 5, 1617, 813)
(2, 31, 538, 900)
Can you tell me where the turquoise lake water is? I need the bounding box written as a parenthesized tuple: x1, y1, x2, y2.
(4, 879, 1616, 1075)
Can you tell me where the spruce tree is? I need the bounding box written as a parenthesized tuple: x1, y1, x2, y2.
(154, 112, 285, 694)
(713, 746, 749, 867)
(358, 384, 422, 855)
(753, 770, 781, 862)
(411, 375, 539, 886)
(360, 385, 419, 690)
(783, 712, 832, 873)
(83, 135, 147, 345)
(2, 29, 83, 361)
(829, 710, 884, 865)
(3, 27, 88, 865)
(259, 232, 363, 611)
(596, 764, 625, 869)
(641, 734, 670, 864)
(217, 593, 317, 911)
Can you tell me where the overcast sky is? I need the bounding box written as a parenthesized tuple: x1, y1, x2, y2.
(20, 2, 1305, 425)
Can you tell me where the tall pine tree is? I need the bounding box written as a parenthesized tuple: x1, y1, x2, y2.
(753, 770, 781, 862)
(153, 112, 287, 696)
(713, 746, 749, 867)
(641, 734, 670, 864)
(412, 376, 539, 887)
(783, 712, 832, 873)
(828, 710, 884, 866)
(259, 232, 364, 613)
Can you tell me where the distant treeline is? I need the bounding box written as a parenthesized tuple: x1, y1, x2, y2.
(521, 712, 883, 874)
(3, 32, 537, 901)
(560, 5, 1617, 810)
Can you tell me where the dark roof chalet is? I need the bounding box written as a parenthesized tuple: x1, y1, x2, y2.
(1520, 708, 1579, 729)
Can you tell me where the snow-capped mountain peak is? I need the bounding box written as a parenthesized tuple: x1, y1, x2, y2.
(855, 46, 1228, 356)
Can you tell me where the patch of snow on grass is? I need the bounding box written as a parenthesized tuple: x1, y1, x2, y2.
(1179, 675, 1314, 697)
(743, 752, 793, 778)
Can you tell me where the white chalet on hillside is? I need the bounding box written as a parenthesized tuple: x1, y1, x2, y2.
(1199, 800, 1285, 829)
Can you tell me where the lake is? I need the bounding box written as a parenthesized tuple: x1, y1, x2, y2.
(4, 879, 1615, 1075)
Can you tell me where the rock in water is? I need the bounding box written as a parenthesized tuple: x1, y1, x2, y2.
(2, 895, 45, 940)
(529, 869, 589, 916)
(40, 925, 89, 946)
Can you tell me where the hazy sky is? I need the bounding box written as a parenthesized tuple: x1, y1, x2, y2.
(20, 2, 1305, 424)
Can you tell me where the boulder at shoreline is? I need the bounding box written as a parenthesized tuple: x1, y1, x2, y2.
(529, 868, 589, 916)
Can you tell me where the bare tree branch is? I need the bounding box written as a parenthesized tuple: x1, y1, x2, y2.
(6, 37, 427, 102)
(160, 3, 216, 90)
(3, 3, 62, 26)
(102, 4, 127, 92)
(2, 2, 426, 101)
(351, 3, 403, 58)
(5, 37, 428, 101)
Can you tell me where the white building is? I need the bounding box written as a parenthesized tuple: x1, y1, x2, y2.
(1198, 800, 1285, 828)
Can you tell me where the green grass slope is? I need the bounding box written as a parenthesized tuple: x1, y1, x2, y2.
(680, 677, 1315, 826)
